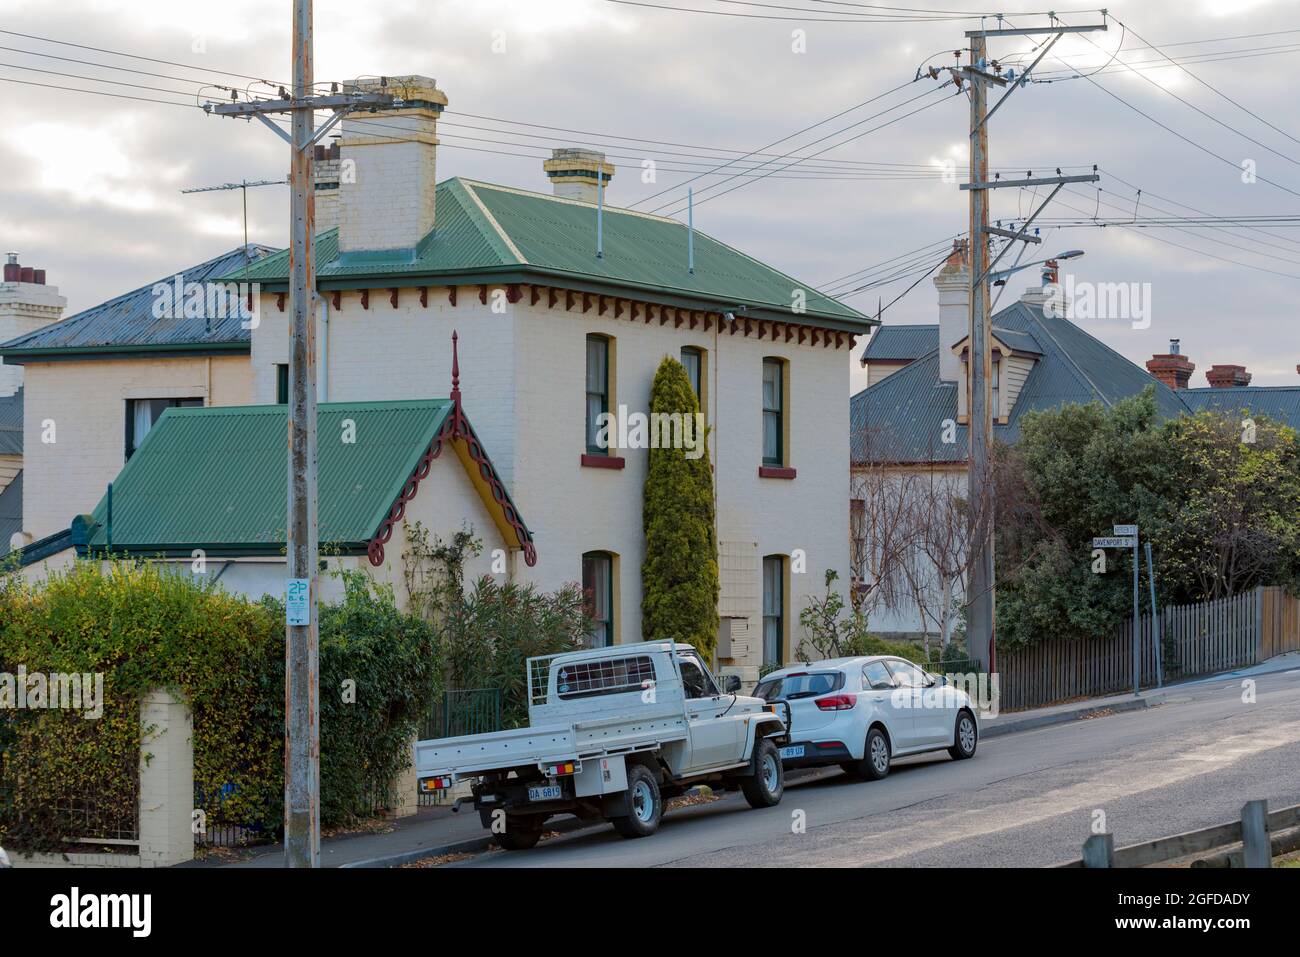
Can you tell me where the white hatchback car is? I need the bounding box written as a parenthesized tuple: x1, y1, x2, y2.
(753, 656, 979, 780)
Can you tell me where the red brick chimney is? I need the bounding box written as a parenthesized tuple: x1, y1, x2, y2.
(1146, 338, 1195, 390)
(1206, 364, 1252, 388)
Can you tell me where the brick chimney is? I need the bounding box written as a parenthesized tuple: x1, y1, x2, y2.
(542, 148, 614, 203)
(1, 252, 67, 397)
(1146, 338, 1195, 390)
(313, 141, 342, 232)
(934, 239, 969, 384)
(1206, 363, 1252, 388)
(337, 76, 447, 254)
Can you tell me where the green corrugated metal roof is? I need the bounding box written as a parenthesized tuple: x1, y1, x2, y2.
(232, 178, 871, 328)
(83, 399, 457, 552)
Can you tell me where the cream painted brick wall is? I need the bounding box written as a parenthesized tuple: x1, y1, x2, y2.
(251, 287, 851, 668)
(21, 355, 252, 540)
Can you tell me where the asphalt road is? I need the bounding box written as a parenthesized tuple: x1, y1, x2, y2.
(446, 667, 1300, 868)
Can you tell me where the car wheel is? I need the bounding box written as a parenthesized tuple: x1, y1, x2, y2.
(741, 738, 785, 809)
(844, 727, 891, 781)
(611, 764, 663, 838)
(493, 814, 544, 850)
(948, 709, 978, 760)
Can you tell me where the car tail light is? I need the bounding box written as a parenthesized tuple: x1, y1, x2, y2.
(545, 761, 577, 777)
(815, 693, 858, 711)
(419, 775, 453, 793)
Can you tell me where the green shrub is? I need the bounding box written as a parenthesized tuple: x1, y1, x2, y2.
(641, 356, 719, 660)
(0, 560, 434, 852)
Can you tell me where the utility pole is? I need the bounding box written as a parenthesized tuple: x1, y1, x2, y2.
(202, 2, 394, 868)
(943, 13, 1108, 671)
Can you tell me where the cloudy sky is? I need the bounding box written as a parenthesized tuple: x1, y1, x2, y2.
(1, 0, 1297, 390)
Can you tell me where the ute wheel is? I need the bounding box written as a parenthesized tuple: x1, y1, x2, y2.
(493, 814, 544, 850)
(844, 727, 890, 781)
(611, 764, 663, 839)
(948, 709, 978, 760)
(741, 738, 784, 809)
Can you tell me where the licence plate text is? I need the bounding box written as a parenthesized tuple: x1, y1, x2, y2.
(528, 784, 562, 802)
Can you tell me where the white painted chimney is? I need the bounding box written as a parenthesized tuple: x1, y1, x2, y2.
(542, 148, 614, 204)
(313, 141, 342, 232)
(933, 240, 968, 384)
(337, 76, 448, 254)
(0, 253, 66, 397)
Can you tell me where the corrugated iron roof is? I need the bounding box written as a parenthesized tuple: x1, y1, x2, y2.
(862, 324, 938, 361)
(0, 471, 20, 558)
(851, 300, 1190, 464)
(0, 389, 21, 455)
(0, 245, 279, 359)
(234, 178, 872, 329)
(1180, 386, 1300, 426)
(82, 399, 459, 552)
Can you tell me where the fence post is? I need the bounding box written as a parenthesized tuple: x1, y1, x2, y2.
(388, 735, 419, 819)
(137, 688, 194, 867)
(1241, 799, 1271, 868)
(1082, 833, 1115, 868)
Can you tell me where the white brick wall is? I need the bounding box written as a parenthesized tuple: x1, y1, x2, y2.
(20, 355, 252, 540)
(251, 286, 852, 668)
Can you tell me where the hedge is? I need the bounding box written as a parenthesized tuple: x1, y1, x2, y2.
(0, 560, 433, 853)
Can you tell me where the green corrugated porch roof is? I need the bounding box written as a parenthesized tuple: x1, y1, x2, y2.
(231, 177, 873, 330)
(78, 398, 534, 564)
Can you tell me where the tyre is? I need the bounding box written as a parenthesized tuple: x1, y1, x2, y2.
(493, 815, 544, 850)
(740, 737, 784, 809)
(610, 764, 663, 839)
(948, 709, 978, 760)
(843, 726, 890, 781)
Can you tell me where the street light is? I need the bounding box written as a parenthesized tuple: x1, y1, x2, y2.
(991, 249, 1084, 285)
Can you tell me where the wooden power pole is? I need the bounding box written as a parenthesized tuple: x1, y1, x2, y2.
(948, 15, 1108, 670)
(203, 1, 394, 867)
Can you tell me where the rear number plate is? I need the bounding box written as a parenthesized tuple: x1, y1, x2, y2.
(528, 784, 562, 802)
(779, 745, 805, 759)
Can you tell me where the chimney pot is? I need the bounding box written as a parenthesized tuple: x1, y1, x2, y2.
(543, 148, 614, 204)
(32, 269, 45, 285)
(1206, 363, 1252, 389)
(1146, 345, 1195, 390)
(19, 267, 34, 283)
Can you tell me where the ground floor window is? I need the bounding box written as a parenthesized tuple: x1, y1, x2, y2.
(763, 554, 786, 667)
(582, 551, 614, 648)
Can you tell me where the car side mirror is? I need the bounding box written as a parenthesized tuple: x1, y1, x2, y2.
(930, 673, 946, 687)
(722, 674, 742, 693)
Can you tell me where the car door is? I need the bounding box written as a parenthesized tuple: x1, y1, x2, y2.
(861, 659, 917, 753)
(678, 655, 746, 771)
(888, 659, 949, 747)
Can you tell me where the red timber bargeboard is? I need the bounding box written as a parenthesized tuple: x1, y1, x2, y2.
(366, 331, 537, 568)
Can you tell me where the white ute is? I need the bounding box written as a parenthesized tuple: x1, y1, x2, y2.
(416, 642, 789, 849)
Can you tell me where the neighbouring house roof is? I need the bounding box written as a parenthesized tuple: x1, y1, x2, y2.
(851, 300, 1190, 464)
(0, 388, 20, 454)
(0, 470, 20, 558)
(989, 326, 1042, 356)
(74, 396, 535, 566)
(861, 324, 938, 363)
(232, 178, 873, 331)
(0, 245, 279, 363)
(1179, 386, 1300, 427)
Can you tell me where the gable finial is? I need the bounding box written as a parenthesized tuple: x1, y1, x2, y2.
(451, 329, 460, 396)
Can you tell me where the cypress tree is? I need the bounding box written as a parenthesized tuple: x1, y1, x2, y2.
(641, 356, 719, 660)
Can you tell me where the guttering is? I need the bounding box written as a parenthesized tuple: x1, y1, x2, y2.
(0, 341, 251, 364)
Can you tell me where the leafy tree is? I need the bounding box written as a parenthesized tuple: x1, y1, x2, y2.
(994, 387, 1300, 648)
(641, 356, 719, 660)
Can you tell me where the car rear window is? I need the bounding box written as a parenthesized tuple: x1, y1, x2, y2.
(754, 671, 845, 701)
